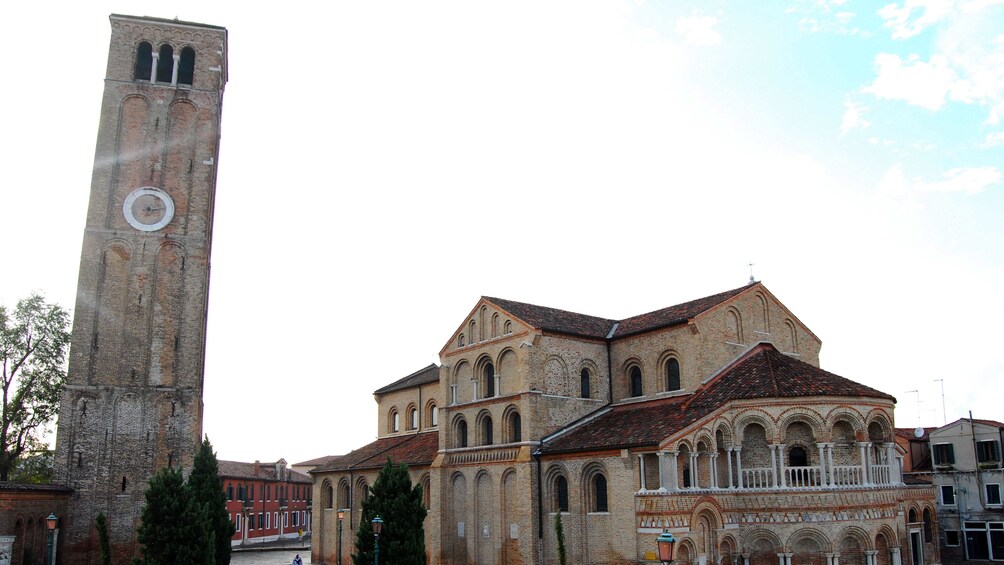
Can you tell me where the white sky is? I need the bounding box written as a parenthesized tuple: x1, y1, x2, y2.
(2, 1, 1002, 465)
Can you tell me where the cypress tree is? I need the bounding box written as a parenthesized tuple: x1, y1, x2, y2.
(352, 458, 427, 565)
(187, 437, 234, 565)
(136, 466, 193, 565)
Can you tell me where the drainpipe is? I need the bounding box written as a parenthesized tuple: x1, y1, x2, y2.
(970, 411, 986, 509)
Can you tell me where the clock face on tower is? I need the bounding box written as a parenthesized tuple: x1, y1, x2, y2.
(123, 187, 175, 231)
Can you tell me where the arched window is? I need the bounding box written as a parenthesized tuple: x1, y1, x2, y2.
(580, 368, 591, 398)
(491, 313, 499, 338)
(908, 508, 917, 523)
(458, 333, 465, 347)
(482, 416, 494, 445)
(484, 362, 495, 398)
(593, 474, 608, 512)
(630, 366, 643, 397)
(666, 358, 681, 391)
(156, 44, 174, 83)
(178, 47, 195, 85)
(923, 508, 933, 541)
(504, 320, 512, 334)
(456, 419, 468, 448)
(227, 483, 233, 500)
(508, 412, 522, 443)
(789, 446, 807, 467)
(409, 407, 418, 430)
(390, 409, 399, 433)
(323, 483, 333, 509)
(429, 403, 438, 427)
(338, 482, 349, 509)
(555, 476, 569, 512)
(134, 42, 153, 80)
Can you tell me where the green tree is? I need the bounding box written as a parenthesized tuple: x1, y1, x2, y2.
(96, 513, 112, 565)
(353, 458, 427, 565)
(135, 467, 197, 565)
(8, 448, 53, 483)
(554, 512, 567, 565)
(187, 437, 234, 565)
(0, 293, 71, 481)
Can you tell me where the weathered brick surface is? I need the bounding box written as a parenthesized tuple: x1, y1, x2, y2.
(50, 14, 226, 565)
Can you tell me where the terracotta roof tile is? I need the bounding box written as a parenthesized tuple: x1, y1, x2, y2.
(217, 460, 311, 483)
(373, 364, 440, 395)
(312, 431, 438, 473)
(486, 284, 755, 341)
(542, 343, 895, 455)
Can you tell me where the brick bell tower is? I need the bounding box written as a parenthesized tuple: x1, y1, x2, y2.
(52, 14, 227, 564)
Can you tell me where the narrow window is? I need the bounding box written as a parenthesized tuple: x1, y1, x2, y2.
(178, 47, 195, 85)
(555, 476, 569, 512)
(410, 408, 418, 430)
(594, 474, 608, 512)
(458, 334, 465, 347)
(482, 416, 493, 445)
(484, 363, 495, 398)
(430, 404, 438, 427)
(122, 476, 128, 492)
(987, 484, 1002, 505)
(511, 413, 521, 443)
(457, 420, 468, 448)
(630, 366, 643, 397)
(134, 42, 153, 80)
(977, 440, 1000, 463)
(580, 369, 591, 398)
(168, 453, 174, 467)
(504, 320, 512, 334)
(391, 411, 399, 433)
(156, 44, 174, 83)
(666, 358, 681, 391)
(941, 485, 956, 505)
(923, 509, 933, 541)
(683, 466, 692, 488)
(227, 484, 234, 500)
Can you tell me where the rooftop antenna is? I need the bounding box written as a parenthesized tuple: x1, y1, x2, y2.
(747, 261, 756, 285)
(934, 379, 946, 425)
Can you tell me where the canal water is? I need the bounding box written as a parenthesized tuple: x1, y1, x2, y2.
(230, 549, 312, 564)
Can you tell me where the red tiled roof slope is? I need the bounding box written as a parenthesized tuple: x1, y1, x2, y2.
(542, 343, 895, 455)
(218, 460, 311, 483)
(373, 364, 440, 395)
(484, 297, 616, 339)
(614, 285, 752, 337)
(311, 431, 438, 473)
(486, 284, 753, 341)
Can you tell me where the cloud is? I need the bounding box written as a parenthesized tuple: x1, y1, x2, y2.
(841, 97, 872, 134)
(884, 165, 1003, 193)
(879, 0, 956, 39)
(984, 131, 1004, 145)
(864, 53, 958, 110)
(675, 14, 722, 46)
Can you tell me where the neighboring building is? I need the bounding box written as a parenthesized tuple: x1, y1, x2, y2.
(0, 483, 72, 565)
(50, 14, 227, 564)
(219, 459, 313, 546)
(311, 282, 939, 565)
(928, 418, 1004, 561)
(292, 455, 342, 477)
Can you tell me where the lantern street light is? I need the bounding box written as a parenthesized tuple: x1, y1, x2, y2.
(337, 509, 345, 565)
(657, 530, 676, 565)
(371, 515, 383, 565)
(45, 514, 58, 565)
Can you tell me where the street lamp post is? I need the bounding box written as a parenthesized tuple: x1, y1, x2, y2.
(337, 509, 345, 565)
(45, 514, 57, 565)
(657, 530, 677, 565)
(371, 516, 383, 565)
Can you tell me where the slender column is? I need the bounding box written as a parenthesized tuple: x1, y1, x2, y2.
(710, 453, 719, 489)
(658, 451, 666, 490)
(777, 444, 787, 488)
(866, 550, 878, 565)
(638, 454, 647, 491)
(743, 554, 751, 565)
(785, 553, 793, 565)
(833, 554, 840, 565)
(895, 454, 905, 485)
(171, 54, 180, 85)
(857, 442, 870, 485)
(817, 443, 827, 486)
(769, 445, 779, 488)
(690, 453, 699, 489)
(890, 547, 902, 565)
(826, 443, 836, 486)
(726, 448, 735, 488)
(736, 447, 744, 489)
(668, 451, 679, 491)
(473, 381, 479, 400)
(885, 442, 897, 484)
(777, 553, 786, 565)
(825, 553, 834, 565)
(494, 374, 501, 396)
(150, 53, 158, 83)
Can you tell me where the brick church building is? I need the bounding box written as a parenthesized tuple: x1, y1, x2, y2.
(310, 282, 939, 565)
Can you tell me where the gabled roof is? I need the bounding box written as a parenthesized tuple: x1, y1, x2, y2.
(485, 283, 755, 341)
(311, 431, 438, 474)
(293, 455, 342, 468)
(373, 364, 440, 395)
(938, 418, 1004, 431)
(218, 460, 311, 484)
(541, 343, 894, 455)
(895, 427, 937, 441)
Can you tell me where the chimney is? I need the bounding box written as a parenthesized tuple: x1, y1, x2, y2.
(253, 460, 260, 475)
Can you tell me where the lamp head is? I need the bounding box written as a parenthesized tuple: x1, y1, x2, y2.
(337, 509, 344, 520)
(657, 530, 676, 564)
(46, 514, 58, 531)
(371, 515, 383, 536)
